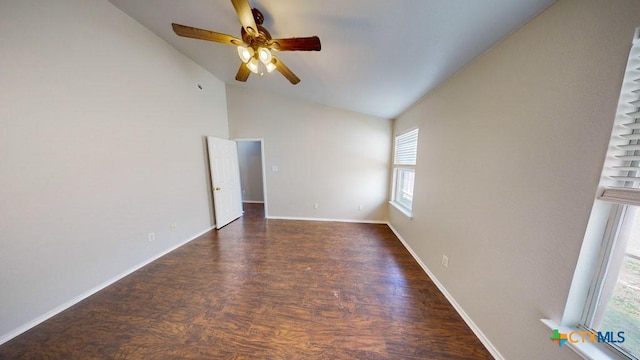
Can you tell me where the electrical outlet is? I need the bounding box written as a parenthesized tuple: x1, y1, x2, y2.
(170, 223, 177, 232)
(313, 203, 319, 209)
(148, 232, 155, 242)
(442, 255, 449, 268)
(358, 205, 364, 211)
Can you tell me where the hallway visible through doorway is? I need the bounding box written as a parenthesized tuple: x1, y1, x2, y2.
(236, 139, 267, 217)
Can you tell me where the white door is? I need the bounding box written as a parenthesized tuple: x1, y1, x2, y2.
(207, 136, 243, 229)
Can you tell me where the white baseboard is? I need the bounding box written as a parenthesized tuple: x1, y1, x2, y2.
(0, 226, 214, 346)
(386, 223, 504, 360)
(266, 215, 387, 224)
(2, 221, 502, 359)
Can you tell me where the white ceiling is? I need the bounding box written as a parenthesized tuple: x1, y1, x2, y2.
(108, 0, 554, 119)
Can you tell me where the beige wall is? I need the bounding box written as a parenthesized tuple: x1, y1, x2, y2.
(227, 85, 391, 222)
(389, 0, 640, 359)
(0, 0, 229, 341)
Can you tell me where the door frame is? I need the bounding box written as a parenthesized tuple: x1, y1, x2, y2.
(233, 138, 269, 218)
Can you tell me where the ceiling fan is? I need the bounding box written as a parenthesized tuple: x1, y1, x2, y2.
(171, 0, 321, 85)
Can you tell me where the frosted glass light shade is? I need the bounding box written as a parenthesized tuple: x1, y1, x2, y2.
(247, 58, 259, 73)
(237, 46, 254, 63)
(265, 62, 276, 73)
(258, 48, 272, 64)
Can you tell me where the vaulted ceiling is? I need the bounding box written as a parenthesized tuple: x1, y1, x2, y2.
(108, 0, 555, 119)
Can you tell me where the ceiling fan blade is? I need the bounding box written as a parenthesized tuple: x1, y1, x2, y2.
(272, 57, 300, 85)
(172, 23, 243, 46)
(270, 36, 321, 51)
(235, 63, 251, 82)
(230, 0, 258, 36)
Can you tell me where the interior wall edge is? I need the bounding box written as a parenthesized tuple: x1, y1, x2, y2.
(386, 223, 506, 360)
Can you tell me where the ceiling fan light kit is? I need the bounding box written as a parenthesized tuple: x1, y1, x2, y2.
(171, 0, 321, 84)
(236, 45, 275, 76)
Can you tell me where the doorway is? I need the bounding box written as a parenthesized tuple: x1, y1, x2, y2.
(235, 139, 268, 218)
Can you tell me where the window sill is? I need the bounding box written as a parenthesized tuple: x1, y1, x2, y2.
(540, 319, 628, 360)
(389, 201, 413, 219)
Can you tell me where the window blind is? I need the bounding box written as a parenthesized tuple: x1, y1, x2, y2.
(600, 28, 640, 205)
(394, 129, 419, 166)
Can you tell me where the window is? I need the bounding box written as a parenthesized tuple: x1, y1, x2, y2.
(391, 128, 418, 216)
(582, 204, 640, 359)
(580, 28, 640, 360)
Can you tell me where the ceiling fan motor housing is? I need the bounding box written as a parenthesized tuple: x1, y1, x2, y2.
(251, 8, 264, 25)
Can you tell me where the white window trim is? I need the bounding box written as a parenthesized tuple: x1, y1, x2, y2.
(581, 204, 626, 329)
(542, 27, 640, 360)
(541, 319, 628, 360)
(389, 199, 413, 219)
(390, 128, 418, 218)
(541, 202, 636, 360)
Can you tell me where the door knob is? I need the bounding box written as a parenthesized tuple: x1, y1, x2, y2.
(214, 187, 221, 191)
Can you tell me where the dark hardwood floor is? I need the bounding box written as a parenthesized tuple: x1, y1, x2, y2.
(0, 203, 493, 359)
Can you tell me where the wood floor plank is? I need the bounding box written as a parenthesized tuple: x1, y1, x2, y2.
(0, 204, 493, 359)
